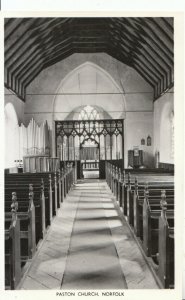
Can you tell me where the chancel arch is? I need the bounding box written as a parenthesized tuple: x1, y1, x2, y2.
(52, 61, 126, 119)
(52, 61, 126, 157)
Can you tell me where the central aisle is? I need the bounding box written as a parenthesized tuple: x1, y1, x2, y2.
(61, 181, 127, 289)
(19, 179, 159, 290)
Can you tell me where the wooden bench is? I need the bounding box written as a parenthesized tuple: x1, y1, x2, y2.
(133, 183, 174, 240)
(5, 171, 60, 227)
(158, 197, 174, 288)
(4, 164, 76, 290)
(127, 179, 174, 227)
(5, 181, 45, 242)
(5, 188, 36, 261)
(142, 189, 174, 258)
(5, 203, 21, 290)
(105, 162, 175, 289)
(106, 162, 174, 216)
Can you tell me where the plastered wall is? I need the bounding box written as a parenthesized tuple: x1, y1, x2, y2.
(153, 88, 174, 164)
(5, 87, 25, 124)
(4, 88, 25, 169)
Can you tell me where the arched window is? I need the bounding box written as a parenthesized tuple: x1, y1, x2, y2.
(78, 105, 100, 120)
(170, 111, 174, 159)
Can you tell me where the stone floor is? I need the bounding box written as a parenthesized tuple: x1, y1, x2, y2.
(18, 180, 159, 290)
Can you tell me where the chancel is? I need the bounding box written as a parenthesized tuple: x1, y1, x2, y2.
(4, 17, 174, 290)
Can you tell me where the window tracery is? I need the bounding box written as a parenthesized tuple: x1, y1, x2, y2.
(78, 105, 100, 120)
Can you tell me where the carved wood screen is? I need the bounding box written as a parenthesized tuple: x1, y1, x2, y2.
(55, 119, 124, 165)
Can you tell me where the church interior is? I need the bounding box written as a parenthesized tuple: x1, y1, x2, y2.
(4, 17, 175, 290)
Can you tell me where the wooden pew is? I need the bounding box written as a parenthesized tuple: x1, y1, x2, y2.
(106, 161, 174, 217)
(142, 189, 174, 259)
(133, 183, 174, 239)
(105, 162, 175, 288)
(5, 188, 36, 260)
(5, 172, 58, 226)
(5, 166, 74, 226)
(158, 195, 174, 288)
(127, 178, 174, 227)
(5, 181, 45, 242)
(4, 166, 75, 291)
(5, 201, 21, 290)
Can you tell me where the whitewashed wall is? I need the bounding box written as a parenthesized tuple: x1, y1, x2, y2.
(4, 88, 25, 170)
(153, 88, 174, 164)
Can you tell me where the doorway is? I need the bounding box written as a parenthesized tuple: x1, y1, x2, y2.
(80, 137, 99, 179)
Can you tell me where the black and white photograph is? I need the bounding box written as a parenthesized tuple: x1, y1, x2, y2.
(2, 13, 184, 299)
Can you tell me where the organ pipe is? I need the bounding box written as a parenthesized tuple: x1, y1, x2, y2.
(19, 118, 50, 158)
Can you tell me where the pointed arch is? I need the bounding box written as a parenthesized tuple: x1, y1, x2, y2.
(52, 61, 126, 119)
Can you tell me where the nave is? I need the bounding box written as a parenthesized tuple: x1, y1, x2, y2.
(4, 17, 175, 292)
(17, 180, 159, 290)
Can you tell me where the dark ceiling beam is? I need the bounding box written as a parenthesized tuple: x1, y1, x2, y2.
(132, 52, 166, 92)
(18, 60, 45, 96)
(22, 46, 75, 89)
(6, 23, 109, 73)
(109, 20, 168, 80)
(12, 52, 44, 93)
(12, 36, 107, 90)
(4, 17, 174, 101)
(5, 18, 70, 62)
(6, 43, 38, 85)
(139, 31, 173, 67)
(11, 39, 76, 91)
(108, 23, 167, 92)
(134, 20, 173, 62)
(142, 19, 174, 53)
(14, 41, 73, 90)
(41, 49, 74, 70)
(4, 18, 15, 28)
(111, 19, 172, 80)
(134, 61, 160, 98)
(147, 18, 174, 43)
(22, 64, 44, 99)
(140, 41, 172, 86)
(5, 18, 41, 55)
(161, 17, 173, 34)
(5, 19, 38, 53)
(7, 36, 72, 79)
(163, 17, 173, 28)
(133, 64, 156, 89)
(17, 60, 44, 96)
(4, 18, 25, 41)
(132, 56, 161, 84)
(5, 82, 25, 102)
(13, 36, 107, 89)
(23, 49, 75, 95)
(106, 48, 133, 68)
(133, 46, 168, 90)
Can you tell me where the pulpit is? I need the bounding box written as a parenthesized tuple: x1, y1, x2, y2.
(128, 150, 144, 168)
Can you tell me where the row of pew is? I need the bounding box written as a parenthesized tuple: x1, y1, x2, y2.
(5, 163, 76, 290)
(105, 162, 174, 289)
